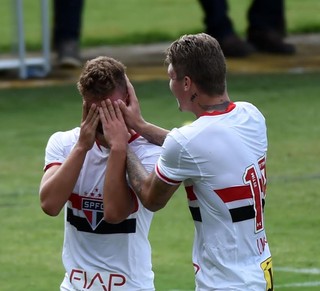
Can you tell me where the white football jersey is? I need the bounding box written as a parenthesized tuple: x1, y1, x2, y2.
(44, 128, 161, 291)
(156, 102, 273, 291)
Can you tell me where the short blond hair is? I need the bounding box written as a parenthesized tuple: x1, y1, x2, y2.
(77, 56, 127, 101)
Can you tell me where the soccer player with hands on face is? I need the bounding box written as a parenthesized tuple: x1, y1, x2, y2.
(104, 33, 274, 291)
(39, 56, 161, 291)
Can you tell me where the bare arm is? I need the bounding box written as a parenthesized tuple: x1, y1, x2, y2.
(126, 148, 179, 212)
(39, 103, 99, 216)
(100, 100, 135, 223)
(131, 120, 169, 147)
(39, 145, 88, 216)
(117, 76, 169, 146)
(102, 99, 178, 212)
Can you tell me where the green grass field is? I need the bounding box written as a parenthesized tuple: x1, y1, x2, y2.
(0, 0, 320, 51)
(1, 0, 320, 289)
(0, 72, 320, 290)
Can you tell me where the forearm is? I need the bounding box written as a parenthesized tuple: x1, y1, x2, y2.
(126, 148, 151, 206)
(39, 145, 88, 216)
(135, 120, 169, 146)
(126, 148, 179, 211)
(103, 146, 134, 223)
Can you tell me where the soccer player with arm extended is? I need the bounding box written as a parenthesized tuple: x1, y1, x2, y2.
(39, 56, 161, 291)
(105, 33, 274, 290)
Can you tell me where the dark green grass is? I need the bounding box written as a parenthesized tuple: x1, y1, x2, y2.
(0, 72, 320, 290)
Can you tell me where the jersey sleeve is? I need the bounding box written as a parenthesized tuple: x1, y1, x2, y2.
(156, 129, 193, 185)
(43, 131, 68, 171)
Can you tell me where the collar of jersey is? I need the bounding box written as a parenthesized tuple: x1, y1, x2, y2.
(128, 132, 140, 143)
(200, 101, 236, 117)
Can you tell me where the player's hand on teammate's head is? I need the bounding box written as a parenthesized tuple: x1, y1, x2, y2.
(116, 75, 145, 132)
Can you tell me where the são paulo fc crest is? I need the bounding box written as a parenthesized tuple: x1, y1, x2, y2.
(82, 197, 104, 230)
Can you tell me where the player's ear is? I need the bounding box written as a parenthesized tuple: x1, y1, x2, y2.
(184, 76, 192, 91)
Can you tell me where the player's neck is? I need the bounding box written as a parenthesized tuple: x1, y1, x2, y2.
(194, 92, 230, 116)
(198, 100, 230, 112)
(95, 133, 109, 148)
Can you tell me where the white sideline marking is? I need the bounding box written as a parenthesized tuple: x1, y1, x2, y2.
(275, 267, 320, 288)
(275, 281, 320, 288)
(275, 267, 320, 275)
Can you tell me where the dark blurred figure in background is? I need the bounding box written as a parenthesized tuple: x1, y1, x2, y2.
(53, 0, 84, 68)
(198, 0, 295, 57)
